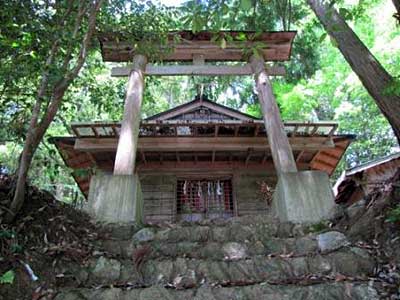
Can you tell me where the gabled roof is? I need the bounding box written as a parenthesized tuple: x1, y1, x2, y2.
(145, 95, 260, 122)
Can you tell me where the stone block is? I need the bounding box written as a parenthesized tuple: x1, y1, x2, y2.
(133, 228, 155, 244)
(90, 256, 121, 283)
(317, 231, 349, 253)
(88, 173, 143, 224)
(272, 171, 335, 223)
(222, 242, 248, 260)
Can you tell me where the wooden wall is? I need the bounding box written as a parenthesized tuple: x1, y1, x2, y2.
(139, 169, 276, 223)
(234, 172, 276, 216)
(140, 174, 177, 224)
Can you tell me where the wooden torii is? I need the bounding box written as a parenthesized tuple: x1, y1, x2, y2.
(85, 30, 336, 224)
(99, 31, 298, 177)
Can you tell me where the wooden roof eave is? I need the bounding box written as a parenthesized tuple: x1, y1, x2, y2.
(48, 137, 93, 198)
(50, 133, 354, 199)
(309, 136, 354, 176)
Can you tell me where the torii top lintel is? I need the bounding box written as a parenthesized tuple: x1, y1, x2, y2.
(99, 31, 297, 62)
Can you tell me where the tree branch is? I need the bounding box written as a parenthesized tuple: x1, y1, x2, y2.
(393, 0, 400, 15)
(36, 0, 104, 142)
(5, 0, 104, 223)
(57, 0, 104, 91)
(61, 1, 89, 72)
(393, 0, 400, 23)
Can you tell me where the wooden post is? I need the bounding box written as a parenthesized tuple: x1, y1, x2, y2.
(250, 55, 297, 174)
(114, 54, 147, 175)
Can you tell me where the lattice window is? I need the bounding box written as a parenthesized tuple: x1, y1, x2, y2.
(176, 179, 234, 222)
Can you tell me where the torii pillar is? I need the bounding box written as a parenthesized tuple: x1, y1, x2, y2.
(251, 56, 335, 223)
(88, 55, 147, 224)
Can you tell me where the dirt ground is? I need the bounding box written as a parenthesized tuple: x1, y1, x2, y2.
(0, 175, 101, 300)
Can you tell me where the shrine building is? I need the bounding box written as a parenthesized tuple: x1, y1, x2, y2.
(51, 30, 354, 224)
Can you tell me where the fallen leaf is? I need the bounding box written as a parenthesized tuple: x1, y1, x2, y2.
(335, 273, 347, 282)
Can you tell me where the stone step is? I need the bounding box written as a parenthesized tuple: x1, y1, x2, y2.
(55, 282, 378, 300)
(100, 234, 325, 260)
(98, 215, 314, 241)
(99, 229, 352, 262)
(57, 247, 374, 288)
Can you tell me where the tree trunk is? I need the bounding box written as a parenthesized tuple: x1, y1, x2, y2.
(307, 0, 400, 145)
(7, 140, 35, 221)
(393, 0, 400, 15)
(5, 0, 103, 223)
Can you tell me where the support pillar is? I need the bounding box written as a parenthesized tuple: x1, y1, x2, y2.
(250, 56, 297, 174)
(251, 56, 334, 223)
(114, 54, 147, 175)
(88, 54, 147, 224)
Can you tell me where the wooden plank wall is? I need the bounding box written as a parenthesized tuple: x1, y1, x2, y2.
(139, 170, 276, 223)
(140, 175, 177, 223)
(233, 172, 277, 216)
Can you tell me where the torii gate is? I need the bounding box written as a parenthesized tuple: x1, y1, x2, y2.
(90, 31, 335, 223)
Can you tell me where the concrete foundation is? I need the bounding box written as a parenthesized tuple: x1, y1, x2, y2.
(272, 171, 335, 223)
(88, 174, 143, 224)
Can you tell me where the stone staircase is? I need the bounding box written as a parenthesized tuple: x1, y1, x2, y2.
(54, 215, 379, 300)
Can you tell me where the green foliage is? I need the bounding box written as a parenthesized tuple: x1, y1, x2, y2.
(0, 270, 15, 285)
(240, 0, 253, 11)
(0, 230, 15, 239)
(308, 221, 330, 233)
(338, 7, 352, 20)
(386, 205, 400, 223)
(10, 244, 23, 254)
(179, 0, 279, 32)
(383, 77, 400, 97)
(99, 1, 177, 61)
